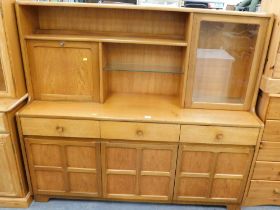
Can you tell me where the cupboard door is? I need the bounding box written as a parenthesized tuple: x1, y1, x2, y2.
(185, 14, 269, 110)
(174, 144, 253, 203)
(101, 142, 177, 201)
(0, 135, 22, 197)
(25, 138, 102, 197)
(27, 40, 100, 102)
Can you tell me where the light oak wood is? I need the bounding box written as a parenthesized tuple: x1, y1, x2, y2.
(27, 40, 100, 102)
(0, 135, 23, 197)
(18, 95, 262, 128)
(174, 144, 253, 203)
(253, 161, 280, 181)
(21, 118, 100, 138)
(25, 138, 102, 198)
(0, 113, 7, 133)
(0, 192, 32, 208)
(185, 14, 270, 111)
(246, 180, 280, 205)
(260, 76, 280, 94)
(16, 0, 272, 18)
(101, 141, 177, 201)
(100, 121, 180, 142)
(266, 96, 280, 120)
(257, 141, 280, 162)
(263, 120, 280, 141)
(180, 125, 259, 146)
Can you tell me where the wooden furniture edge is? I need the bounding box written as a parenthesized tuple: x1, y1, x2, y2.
(260, 75, 280, 94)
(0, 191, 32, 208)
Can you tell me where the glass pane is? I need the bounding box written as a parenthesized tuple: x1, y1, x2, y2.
(0, 60, 6, 92)
(193, 21, 259, 104)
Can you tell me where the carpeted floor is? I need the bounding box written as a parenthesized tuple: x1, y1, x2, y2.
(2, 200, 280, 210)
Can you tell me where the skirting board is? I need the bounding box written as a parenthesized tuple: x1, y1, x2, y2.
(0, 192, 32, 208)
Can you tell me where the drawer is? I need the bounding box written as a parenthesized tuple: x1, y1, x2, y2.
(267, 97, 280, 120)
(20, 118, 100, 138)
(247, 180, 280, 205)
(180, 125, 259, 145)
(0, 113, 7, 133)
(253, 161, 280, 181)
(263, 120, 280, 141)
(258, 141, 280, 161)
(100, 121, 180, 142)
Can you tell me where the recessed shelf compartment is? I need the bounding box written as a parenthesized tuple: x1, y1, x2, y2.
(102, 43, 185, 98)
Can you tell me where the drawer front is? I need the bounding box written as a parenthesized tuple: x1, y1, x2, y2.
(258, 142, 280, 162)
(247, 180, 280, 204)
(0, 114, 7, 133)
(100, 121, 180, 142)
(267, 97, 280, 120)
(263, 120, 280, 141)
(253, 161, 280, 181)
(180, 125, 259, 145)
(21, 118, 100, 138)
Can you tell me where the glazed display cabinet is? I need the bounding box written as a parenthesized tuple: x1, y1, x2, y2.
(0, 0, 31, 208)
(15, 1, 273, 209)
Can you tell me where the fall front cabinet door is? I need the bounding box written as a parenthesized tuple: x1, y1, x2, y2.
(25, 138, 102, 197)
(0, 135, 23, 197)
(101, 142, 177, 201)
(174, 144, 254, 203)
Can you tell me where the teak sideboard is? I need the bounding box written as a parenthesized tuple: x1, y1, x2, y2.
(0, 0, 31, 208)
(14, 1, 273, 209)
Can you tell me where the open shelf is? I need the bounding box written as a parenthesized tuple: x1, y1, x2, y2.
(25, 33, 188, 47)
(104, 64, 182, 74)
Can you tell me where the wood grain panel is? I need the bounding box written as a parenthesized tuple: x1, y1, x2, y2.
(258, 141, 280, 162)
(180, 125, 259, 145)
(253, 161, 280, 181)
(100, 121, 180, 142)
(267, 97, 280, 120)
(21, 118, 100, 138)
(263, 120, 280, 141)
(27, 40, 100, 102)
(25, 138, 102, 197)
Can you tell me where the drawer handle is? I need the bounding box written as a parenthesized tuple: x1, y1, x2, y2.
(136, 129, 144, 137)
(274, 188, 280, 194)
(56, 126, 64, 133)
(215, 133, 224, 141)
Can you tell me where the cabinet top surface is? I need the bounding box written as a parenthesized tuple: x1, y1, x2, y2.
(19, 93, 262, 128)
(0, 96, 27, 113)
(16, 0, 271, 18)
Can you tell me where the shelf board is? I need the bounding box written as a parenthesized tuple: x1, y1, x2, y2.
(19, 93, 262, 128)
(104, 64, 182, 74)
(25, 33, 188, 47)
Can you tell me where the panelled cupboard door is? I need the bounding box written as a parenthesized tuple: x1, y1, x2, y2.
(174, 144, 253, 203)
(101, 141, 177, 201)
(0, 134, 22, 197)
(27, 40, 100, 102)
(185, 14, 269, 110)
(25, 138, 102, 198)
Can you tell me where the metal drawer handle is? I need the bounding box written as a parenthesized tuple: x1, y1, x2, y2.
(274, 188, 280, 194)
(215, 133, 224, 141)
(136, 129, 144, 137)
(56, 126, 64, 133)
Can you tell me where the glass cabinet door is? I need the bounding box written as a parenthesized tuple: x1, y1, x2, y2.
(186, 15, 268, 110)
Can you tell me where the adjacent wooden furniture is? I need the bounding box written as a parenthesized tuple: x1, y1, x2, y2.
(244, 1, 280, 206)
(15, 1, 273, 209)
(0, 0, 31, 208)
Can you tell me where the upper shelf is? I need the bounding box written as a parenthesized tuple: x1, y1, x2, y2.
(16, 0, 272, 18)
(25, 33, 188, 47)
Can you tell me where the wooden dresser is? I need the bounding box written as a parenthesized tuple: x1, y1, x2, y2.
(15, 1, 273, 209)
(244, 0, 280, 206)
(0, 0, 31, 208)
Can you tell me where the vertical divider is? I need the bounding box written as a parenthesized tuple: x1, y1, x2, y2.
(99, 42, 108, 103)
(180, 13, 194, 107)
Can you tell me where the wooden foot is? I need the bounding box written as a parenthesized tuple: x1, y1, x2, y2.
(34, 195, 50, 202)
(227, 204, 241, 210)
